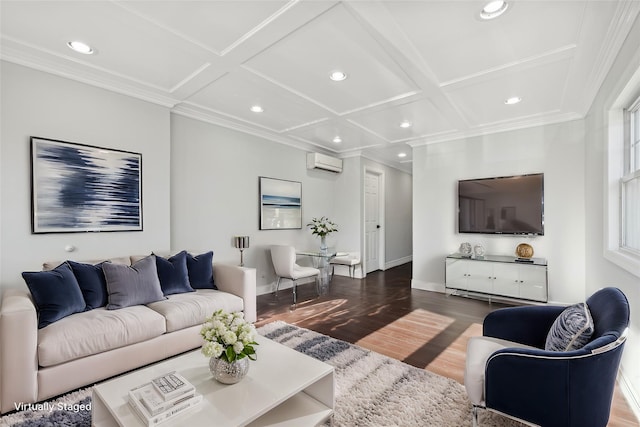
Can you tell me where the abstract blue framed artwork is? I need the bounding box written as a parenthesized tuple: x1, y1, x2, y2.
(259, 177, 302, 230)
(31, 137, 142, 233)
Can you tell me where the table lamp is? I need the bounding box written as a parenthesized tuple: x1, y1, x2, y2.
(234, 236, 250, 266)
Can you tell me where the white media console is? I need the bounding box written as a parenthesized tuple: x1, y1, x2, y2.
(445, 253, 548, 303)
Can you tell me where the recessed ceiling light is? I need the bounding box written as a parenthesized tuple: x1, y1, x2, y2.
(329, 71, 347, 82)
(332, 136, 342, 143)
(67, 41, 94, 55)
(480, 0, 508, 20)
(398, 152, 407, 158)
(400, 120, 412, 129)
(504, 96, 522, 105)
(250, 105, 264, 113)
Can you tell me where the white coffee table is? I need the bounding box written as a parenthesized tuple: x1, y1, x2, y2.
(92, 335, 334, 427)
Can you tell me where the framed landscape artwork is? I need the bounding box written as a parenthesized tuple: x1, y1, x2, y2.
(31, 136, 142, 233)
(259, 177, 302, 230)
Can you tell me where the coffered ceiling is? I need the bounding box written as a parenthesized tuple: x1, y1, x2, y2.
(2, 1, 639, 173)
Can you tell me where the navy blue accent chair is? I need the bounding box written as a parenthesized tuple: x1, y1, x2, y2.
(477, 287, 629, 427)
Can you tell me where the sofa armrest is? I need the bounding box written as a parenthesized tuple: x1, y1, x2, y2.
(483, 305, 565, 348)
(0, 288, 39, 413)
(213, 264, 257, 323)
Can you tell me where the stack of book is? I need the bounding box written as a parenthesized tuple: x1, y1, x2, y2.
(128, 371, 202, 426)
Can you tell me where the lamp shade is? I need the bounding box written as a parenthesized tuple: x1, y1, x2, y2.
(234, 236, 250, 249)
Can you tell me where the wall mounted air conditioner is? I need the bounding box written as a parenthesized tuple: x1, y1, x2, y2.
(306, 152, 343, 173)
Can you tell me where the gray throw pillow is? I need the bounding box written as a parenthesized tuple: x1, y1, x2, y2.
(103, 255, 165, 310)
(545, 302, 594, 351)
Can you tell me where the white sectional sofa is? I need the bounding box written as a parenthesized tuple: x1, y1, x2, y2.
(0, 252, 256, 414)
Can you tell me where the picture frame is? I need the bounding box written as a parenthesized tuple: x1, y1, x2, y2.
(31, 136, 143, 234)
(259, 177, 302, 230)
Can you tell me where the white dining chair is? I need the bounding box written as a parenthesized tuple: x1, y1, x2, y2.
(270, 245, 320, 304)
(330, 252, 362, 278)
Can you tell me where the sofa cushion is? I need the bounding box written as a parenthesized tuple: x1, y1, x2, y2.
(186, 251, 216, 289)
(37, 305, 166, 367)
(545, 302, 594, 352)
(103, 255, 166, 310)
(67, 260, 108, 309)
(146, 289, 243, 333)
(22, 263, 86, 329)
(154, 251, 194, 296)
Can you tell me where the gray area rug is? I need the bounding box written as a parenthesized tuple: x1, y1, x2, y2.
(0, 321, 524, 426)
(260, 321, 524, 427)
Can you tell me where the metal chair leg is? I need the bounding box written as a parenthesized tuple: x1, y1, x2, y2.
(275, 277, 282, 296)
(292, 280, 297, 305)
(472, 405, 480, 427)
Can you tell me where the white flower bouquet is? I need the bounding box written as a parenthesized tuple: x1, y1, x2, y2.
(200, 309, 258, 362)
(307, 216, 338, 237)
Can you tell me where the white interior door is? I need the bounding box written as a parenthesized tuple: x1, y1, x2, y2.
(365, 171, 381, 273)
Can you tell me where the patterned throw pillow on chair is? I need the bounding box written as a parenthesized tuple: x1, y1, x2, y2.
(545, 302, 594, 351)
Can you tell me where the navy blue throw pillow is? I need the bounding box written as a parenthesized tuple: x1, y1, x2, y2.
(186, 251, 216, 289)
(22, 263, 86, 329)
(154, 251, 194, 296)
(67, 260, 108, 309)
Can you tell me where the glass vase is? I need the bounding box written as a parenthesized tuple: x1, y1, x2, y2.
(209, 356, 249, 384)
(320, 235, 328, 255)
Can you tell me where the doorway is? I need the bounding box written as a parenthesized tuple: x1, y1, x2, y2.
(364, 169, 384, 273)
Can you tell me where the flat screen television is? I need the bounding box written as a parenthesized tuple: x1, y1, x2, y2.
(458, 173, 544, 235)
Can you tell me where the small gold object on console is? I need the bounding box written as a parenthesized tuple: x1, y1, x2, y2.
(515, 243, 534, 259)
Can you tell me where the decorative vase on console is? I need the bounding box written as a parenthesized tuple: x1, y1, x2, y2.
(459, 242, 472, 257)
(200, 309, 258, 384)
(473, 244, 486, 259)
(516, 243, 534, 259)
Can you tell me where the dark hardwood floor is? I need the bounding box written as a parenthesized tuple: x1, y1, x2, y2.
(256, 262, 638, 427)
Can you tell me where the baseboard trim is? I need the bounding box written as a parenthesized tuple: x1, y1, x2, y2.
(618, 366, 640, 424)
(384, 256, 412, 270)
(411, 279, 445, 293)
(256, 277, 316, 296)
(256, 284, 272, 296)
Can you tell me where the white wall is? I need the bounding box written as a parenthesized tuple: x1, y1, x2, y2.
(170, 114, 340, 294)
(170, 115, 414, 291)
(0, 63, 413, 295)
(331, 156, 362, 275)
(0, 62, 171, 287)
(584, 12, 640, 414)
(412, 119, 586, 304)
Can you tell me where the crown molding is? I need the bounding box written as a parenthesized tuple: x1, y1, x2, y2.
(171, 103, 322, 154)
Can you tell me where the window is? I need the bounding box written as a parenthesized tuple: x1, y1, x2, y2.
(605, 64, 640, 277)
(622, 99, 640, 253)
